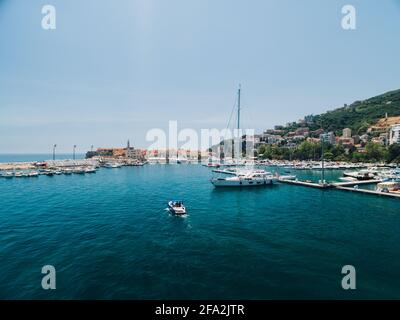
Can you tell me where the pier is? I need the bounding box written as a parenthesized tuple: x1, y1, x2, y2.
(0, 159, 98, 171)
(279, 177, 400, 199)
(335, 186, 400, 198)
(278, 178, 331, 189)
(331, 179, 382, 187)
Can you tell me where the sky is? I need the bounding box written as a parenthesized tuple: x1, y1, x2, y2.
(1, 0, 400, 153)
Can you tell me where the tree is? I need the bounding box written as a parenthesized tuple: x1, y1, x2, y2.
(352, 152, 365, 162)
(324, 151, 334, 160)
(258, 144, 267, 156)
(296, 141, 320, 160)
(387, 144, 400, 164)
(365, 142, 387, 162)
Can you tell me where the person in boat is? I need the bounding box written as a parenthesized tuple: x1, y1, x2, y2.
(171, 201, 182, 207)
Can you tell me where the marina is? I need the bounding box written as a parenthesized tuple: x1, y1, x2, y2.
(1, 157, 400, 199)
(1, 162, 400, 299)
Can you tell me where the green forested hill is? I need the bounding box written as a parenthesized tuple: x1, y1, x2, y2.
(295, 89, 400, 135)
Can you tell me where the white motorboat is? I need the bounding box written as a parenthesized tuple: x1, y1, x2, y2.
(211, 169, 275, 187)
(177, 157, 188, 164)
(73, 167, 86, 174)
(84, 167, 97, 173)
(104, 162, 123, 168)
(62, 168, 73, 175)
(2, 171, 14, 179)
(376, 181, 400, 193)
(278, 174, 297, 181)
(343, 170, 376, 181)
(147, 157, 167, 164)
(168, 200, 186, 215)
(40, 169, 54, 176)
(338, 177, 358, 182)
(28, 171, 39, 177)
(14, 171, 26, 178)
(203, 162, 221, 168)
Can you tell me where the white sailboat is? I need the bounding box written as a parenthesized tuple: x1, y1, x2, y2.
(211, 169, 275, 187)
(211, 86, 276, 187)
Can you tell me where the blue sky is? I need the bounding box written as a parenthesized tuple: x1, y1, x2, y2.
(1, 0, 400, 153)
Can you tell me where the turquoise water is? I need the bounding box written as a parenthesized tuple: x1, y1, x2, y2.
(0, 154, 84, 162)
(0, 163, 400, 299)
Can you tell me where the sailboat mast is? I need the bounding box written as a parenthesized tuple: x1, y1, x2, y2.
(237, 84, 241, 131)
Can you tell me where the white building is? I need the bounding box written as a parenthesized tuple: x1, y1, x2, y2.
(389, 124, 400, 145)
(342, 128, 352, 139)
(320, 132, 336, 145)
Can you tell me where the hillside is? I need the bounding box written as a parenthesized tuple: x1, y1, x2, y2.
(370, 116, 400, 130)
(293, 89, 400, 135)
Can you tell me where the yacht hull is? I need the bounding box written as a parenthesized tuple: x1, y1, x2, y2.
(211, 178, 274, 187)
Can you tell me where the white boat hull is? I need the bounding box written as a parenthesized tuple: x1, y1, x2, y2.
(211, 178, 274, 187)
(168, 201, 186, 215)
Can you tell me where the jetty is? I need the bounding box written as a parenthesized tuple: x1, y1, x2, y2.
(331, 179, 382, 187)
(279, 177, 400, 199)
(0, 159, 99, 171)
(278, 178, 330, 189)
(335, 186, 400, 198)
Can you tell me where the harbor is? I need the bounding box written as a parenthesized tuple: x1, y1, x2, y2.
(2, 162, 400, 299)
(2, 156, 399, 199)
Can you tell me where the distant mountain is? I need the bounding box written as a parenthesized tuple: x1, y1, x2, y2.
(295, 89, 400, 135)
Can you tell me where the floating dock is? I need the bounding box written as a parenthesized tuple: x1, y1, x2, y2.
(278, 179, 330, 189)
(331, 179, 382, 187)
(335, 186, 400, 198)
(0, 159, 99, 171)
(279, 178, 400, 199)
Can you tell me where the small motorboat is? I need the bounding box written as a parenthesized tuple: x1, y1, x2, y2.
(14, 171, 26, 178)
(63, 169, 73, 175)
(168, 200, 186, 215)
(104, 162, 123, 168)
(377, 181, 400, 193)
(279, 174, 296, 181)
(338, 177, 358, 182)
(73, 168, 86, 174)
(27, 171, 39, 177)
(2, 171, 14, 179)
(84, 167, 97, 173)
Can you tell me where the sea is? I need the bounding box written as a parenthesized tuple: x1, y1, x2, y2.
(0, 154, 399, 299)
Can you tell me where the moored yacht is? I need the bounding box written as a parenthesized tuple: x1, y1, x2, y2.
(343, 169, 376, 181)
(2, 171, 14, 179)
(104, 162, 123, 168)
(84, 167, 97, 173)
(211, 169, 275, 187)
(376, 181, 400, 193)
(14, 171, 27, 178)
(27, 171, 39, 177)
(62, 168, 73, 175)
(73, 167, 86, 174)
